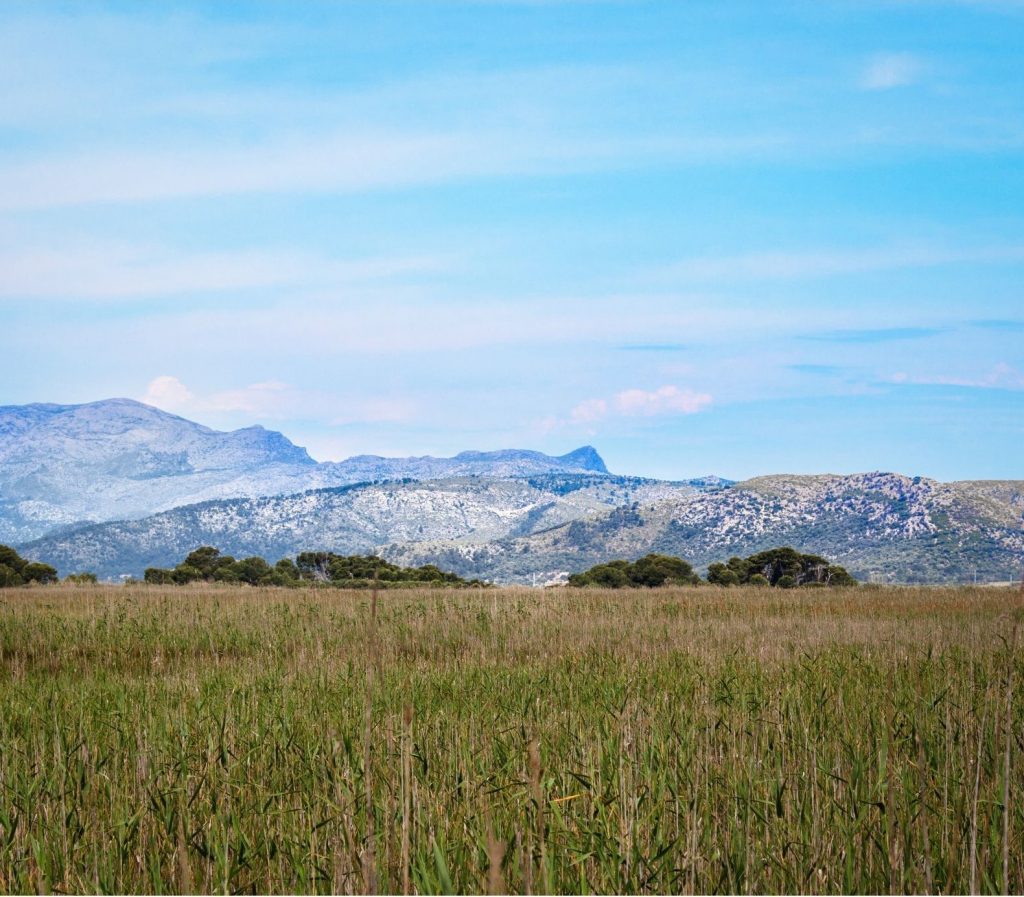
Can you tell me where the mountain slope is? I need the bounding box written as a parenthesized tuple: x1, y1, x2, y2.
(21, 473, 698, 578)
(0, 399, 611, 542)
(386, 473, 1024, 584)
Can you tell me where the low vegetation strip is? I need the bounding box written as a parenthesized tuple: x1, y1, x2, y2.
(141, 547, 486, 588)
(0, 584, 1020, 893)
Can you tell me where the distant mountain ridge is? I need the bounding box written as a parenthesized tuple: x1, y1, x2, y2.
(21, 473, 702, 579)
(387, 472, 1024, 584)
(19, 469, 1024, 585)
(0, 398, 612, 542)
(8, 398, 1018, 587)
(322, 444, 608, 482)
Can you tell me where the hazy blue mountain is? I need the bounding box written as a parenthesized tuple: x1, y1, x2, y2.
(320, 443, 608, 482)
(0, 398, 611, 542)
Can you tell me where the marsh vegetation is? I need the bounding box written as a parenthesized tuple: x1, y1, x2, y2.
(0, 584, 1020, 893)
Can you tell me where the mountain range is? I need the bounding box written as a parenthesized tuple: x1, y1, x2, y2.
(0, 399, 608, 544)
(3, 398, 1022, 584)
(386, 472, 1024, 584)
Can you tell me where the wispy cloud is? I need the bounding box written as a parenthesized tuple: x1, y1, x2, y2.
(890, 363, 1024, 390)
(617, 343, 688, 352)
(655, 244, 1024, 283)
(140, 375, 420, 426)
(789, 363, 845, 375)
(859, 53, 926, 90)
(969, 318, 1024, 332)
(0, 131, 515, 211)
(0, 241, 450, 300)
(803, 326, 945, 344)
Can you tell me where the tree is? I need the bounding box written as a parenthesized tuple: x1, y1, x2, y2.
(0, 563, 23, 587)
(183, 547, 236, 580)
(22, 562, 58, 584)
(172, 564, 203, 584)
(568, 560, 631, 588)
(296, 552, 333, 582)
(234, 556, 272, 585)
(0, 545, 27, 575)
(707, 563, 740, 586)
(144, 567, 175, 585)
(705, 547, 857, 588)
(568, 555, 699, 588)
(630, 554, 700, 587)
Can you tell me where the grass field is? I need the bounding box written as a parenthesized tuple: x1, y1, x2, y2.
(0, 584, 1021, 894)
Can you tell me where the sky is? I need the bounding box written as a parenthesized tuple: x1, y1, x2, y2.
(2, 0, 1023, 481)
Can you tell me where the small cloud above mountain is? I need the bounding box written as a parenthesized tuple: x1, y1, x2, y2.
(545, 384, 712, 433)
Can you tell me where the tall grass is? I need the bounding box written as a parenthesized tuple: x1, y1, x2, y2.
(0, 583, 1020, 893)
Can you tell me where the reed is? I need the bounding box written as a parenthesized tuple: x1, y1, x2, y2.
(0, 582, 1020, 893)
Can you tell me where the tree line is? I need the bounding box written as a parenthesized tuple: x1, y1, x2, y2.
(568, 547, 857, 588)
(2, 542, 856, 589)
(144, 547, 486, 588)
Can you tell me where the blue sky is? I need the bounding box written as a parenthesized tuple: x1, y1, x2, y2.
(2, 0, 1022, 480)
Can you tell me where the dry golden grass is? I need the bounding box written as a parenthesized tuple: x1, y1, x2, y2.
(0, 583, 1021, 893)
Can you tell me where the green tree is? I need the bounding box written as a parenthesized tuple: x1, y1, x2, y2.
(629, 554, 700, 587)
(705, 547, 857, 587)
(22, 562, 58, 584)
(144, 568, 175, 585)
(234, 556, 272, 585)
(707, 563, 740, 586)
(0, 563, 23, 587)
(182, 547, 236, 580)
(172, 564, 203, 584)
(569, 555, 699, 588)
(0, 545, 27, 576)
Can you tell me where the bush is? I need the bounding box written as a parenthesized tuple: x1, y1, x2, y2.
(64, 572, 98, 584)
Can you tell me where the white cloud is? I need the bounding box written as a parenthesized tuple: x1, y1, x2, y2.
(140, 376, 295, 419)
(141, 375, 193, 411)
(859, 53, 926, 90)
(553, 384, 712, 430)
(615, 385, 713, 416)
